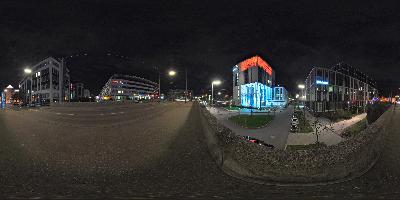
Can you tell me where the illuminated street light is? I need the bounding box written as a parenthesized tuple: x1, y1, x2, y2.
(166, 68, 188, 103)
(217, 92, 221, 95)
(212, 80, 221, 85)
(168, 70, 176, 76)
(211, 80, 222, 105)
(24, 68, 32, 74)
(4, 89, 7, 92)
(298, 84, 305, 89)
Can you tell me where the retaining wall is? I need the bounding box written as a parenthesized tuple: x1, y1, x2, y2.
(197, 103, 389, 185)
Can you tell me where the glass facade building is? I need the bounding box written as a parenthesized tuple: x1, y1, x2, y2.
(99, 74, 158, 101)
(19, 57, 70, 104)
(305, 63, 378, 112)
(232, 55, 288, 109)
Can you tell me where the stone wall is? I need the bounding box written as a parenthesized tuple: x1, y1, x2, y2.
(197, 103, 389, 184)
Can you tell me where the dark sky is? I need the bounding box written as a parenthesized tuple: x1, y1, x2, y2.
(1, 0, 399, 96)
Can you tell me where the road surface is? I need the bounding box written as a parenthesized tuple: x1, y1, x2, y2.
(0, 102, 399, 199)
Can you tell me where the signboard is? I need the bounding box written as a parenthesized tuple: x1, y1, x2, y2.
(316, 80, 329, 85)
(238, 56, 273, 76)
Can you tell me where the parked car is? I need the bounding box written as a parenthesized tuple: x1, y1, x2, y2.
(242, 136, 274, 149)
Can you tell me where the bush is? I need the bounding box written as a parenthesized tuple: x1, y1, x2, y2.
(286, 142, 327, 151)
(317, 110, 352, 122)
(341, 118, 367, 138)
(367, 102, 391, 124)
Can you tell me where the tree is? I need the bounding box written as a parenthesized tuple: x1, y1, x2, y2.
(311, 114, 335, 144)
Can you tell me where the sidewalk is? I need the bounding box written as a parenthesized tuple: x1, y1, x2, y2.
(286, 112, 367, 146)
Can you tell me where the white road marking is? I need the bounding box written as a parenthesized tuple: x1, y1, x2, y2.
(56, 113, 61, 115)
(110, 112, 116, 115)
(67, 113, 75, 116)
(100, 113, 105, 116)
(119, 112, 124, 114)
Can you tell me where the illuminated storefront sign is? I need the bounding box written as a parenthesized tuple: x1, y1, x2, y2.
(238, 56, 273, 76)
(316, 80, 329, 85)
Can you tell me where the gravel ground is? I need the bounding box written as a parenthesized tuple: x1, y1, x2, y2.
(0, 102, 399, 199)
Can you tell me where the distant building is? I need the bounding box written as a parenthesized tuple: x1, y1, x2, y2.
(19, 57, 70, 104)
(232, 55, 288, 108)
(167, 89, 193, 101)
(70, 82, 84, 101)
(99, 74, 158, 101)
(304, 63, 378, 112)
(84, 89, 91, 98)
(4, 85, 14, 104)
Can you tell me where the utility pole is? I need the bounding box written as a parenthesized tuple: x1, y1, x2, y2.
(185, 67, 187, 103)
(158, 70, 161, 101)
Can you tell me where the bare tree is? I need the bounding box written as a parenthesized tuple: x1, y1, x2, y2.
(311, 114, 335, 144)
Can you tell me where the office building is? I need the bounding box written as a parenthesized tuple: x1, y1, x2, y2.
(99, 74, 158, 101)
(232, 55, 288, 108)
(19, 57, 70, 104)
(304, 63, 378, 112)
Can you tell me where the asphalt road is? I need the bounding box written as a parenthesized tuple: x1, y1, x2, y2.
(0, 102, 399, 199)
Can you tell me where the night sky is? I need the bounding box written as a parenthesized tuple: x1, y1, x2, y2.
(1, 0, 399, 96)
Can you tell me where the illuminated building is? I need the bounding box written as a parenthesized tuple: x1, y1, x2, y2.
(304, 63, 378, 112)
(99, 74, 158, 101)
(19, 57, 70, 104)
(232, 55, 288, 108)
(4, 85, 14, 104)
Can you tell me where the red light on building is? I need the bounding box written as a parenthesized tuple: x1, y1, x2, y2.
(238, 55, 273, 76)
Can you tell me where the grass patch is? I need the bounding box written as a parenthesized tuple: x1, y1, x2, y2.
(224, 106, 241, 111)
(286, 142, 327, 151)
(341, 118, 367, 138)
(317, 110, 354, 122)
(229, 114, 274, 128)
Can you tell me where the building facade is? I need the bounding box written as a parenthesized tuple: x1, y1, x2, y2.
(305, 63, 378, 112)
(232, 55, 288, 108)
(99, 74, 158, 101)
(19, 57, 70, 104)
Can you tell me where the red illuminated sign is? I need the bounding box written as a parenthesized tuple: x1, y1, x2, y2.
(238, 55, 273, 76)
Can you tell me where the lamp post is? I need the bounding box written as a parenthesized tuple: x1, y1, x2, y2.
(24, 67, 32, 105)
(168, 68, 188, 103)
(211, 80, 221, 106)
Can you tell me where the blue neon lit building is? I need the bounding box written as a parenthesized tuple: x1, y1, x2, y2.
(232, 55, 288, 109)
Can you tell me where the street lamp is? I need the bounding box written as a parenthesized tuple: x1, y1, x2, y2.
(168, 70, 176, 76)
(24, 68, 32, 74)
(23, 67, 32, 105)
(298, 84, 305, 89)
(167, 68, 188, 103)
(211, 80, 221, 106)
